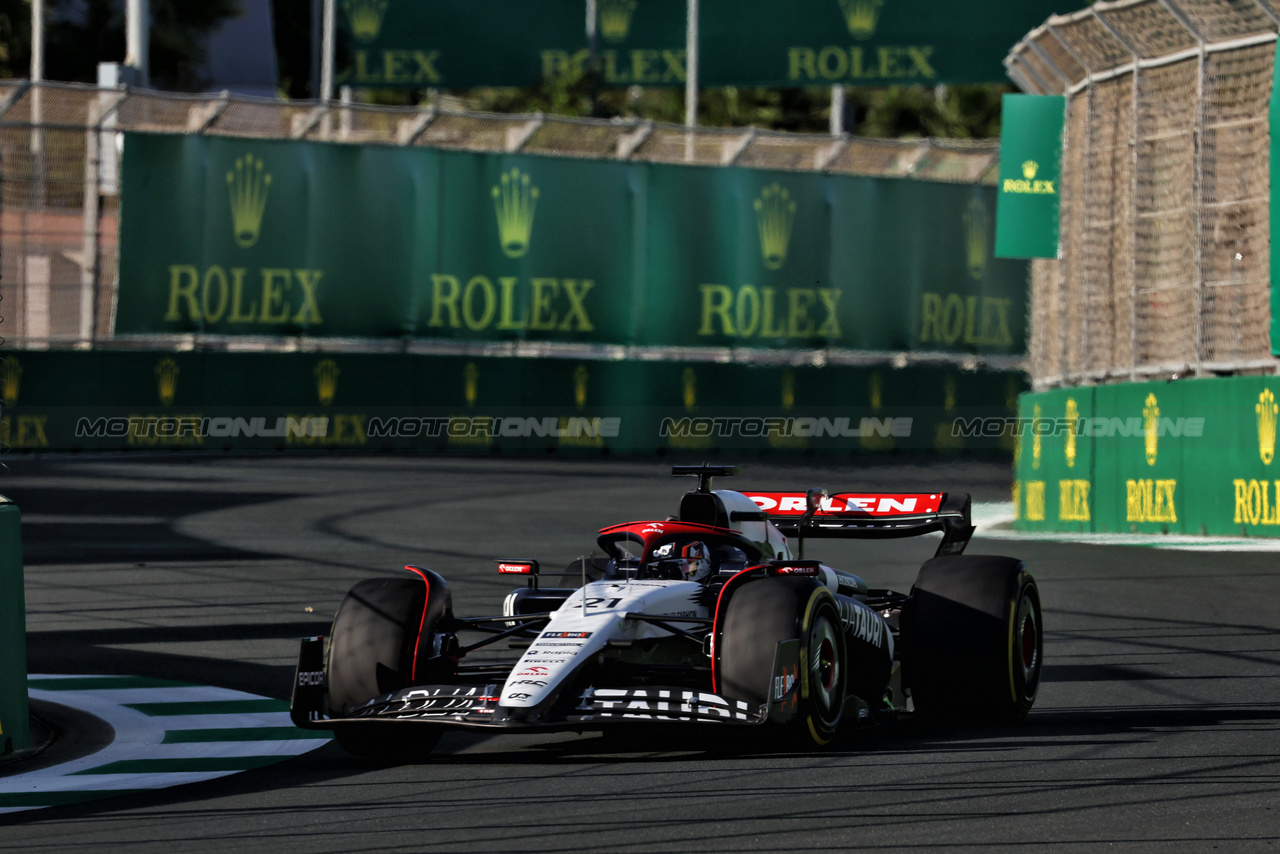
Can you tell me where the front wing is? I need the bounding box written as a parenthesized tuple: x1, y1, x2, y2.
(290, 636, 797, 733)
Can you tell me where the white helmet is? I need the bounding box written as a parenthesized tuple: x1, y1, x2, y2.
(680, 541, 712, 583)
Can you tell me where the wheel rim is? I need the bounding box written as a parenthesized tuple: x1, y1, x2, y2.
(808, 614, 843, 724)
(1014, 590, 1041, 697)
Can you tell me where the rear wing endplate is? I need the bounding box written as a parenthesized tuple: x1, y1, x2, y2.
(742, 491, 974, 557)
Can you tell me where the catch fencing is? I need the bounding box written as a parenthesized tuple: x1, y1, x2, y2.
(0, 80, 1000, 355)
(1006, 0, 1280, 390)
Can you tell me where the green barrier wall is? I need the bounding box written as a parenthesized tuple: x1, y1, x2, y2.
(1014, 376, 1280, 536)
(0, 351, 1023, 456)
(116, 132, 1028, 356)
(334, 0, 1075, 88)
(0, 497, 28, 755)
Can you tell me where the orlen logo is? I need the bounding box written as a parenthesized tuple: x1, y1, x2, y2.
(773, 565, 819, 576)
(641, 524, 665, 534)
(498, 563, 534, 574)
(515, 666, 549, 677)
(746, 493, 939, 514)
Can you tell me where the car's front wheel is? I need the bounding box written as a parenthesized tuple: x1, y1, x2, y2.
(717, 577, 848, 746)
(326, 570, 453, 760)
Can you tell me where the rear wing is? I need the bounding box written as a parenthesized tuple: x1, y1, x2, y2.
(742, 491, 974, 556)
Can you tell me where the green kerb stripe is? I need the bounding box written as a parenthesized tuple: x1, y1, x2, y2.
(163, 727, 327, 743)
(125, 699, 289, 716)
(29, 677, 197, 691)
(71, 756, 287, 775)
(0, 789, 147, 808)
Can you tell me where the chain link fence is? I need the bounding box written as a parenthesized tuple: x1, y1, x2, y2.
(0, 80, 1000, 350)
(1007, 0, 1279, 390)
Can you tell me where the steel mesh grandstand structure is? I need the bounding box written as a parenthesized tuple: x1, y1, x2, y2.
(1007, 0, 1280, 390)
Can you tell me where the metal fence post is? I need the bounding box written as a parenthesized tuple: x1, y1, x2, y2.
(80, 99, 101, 344)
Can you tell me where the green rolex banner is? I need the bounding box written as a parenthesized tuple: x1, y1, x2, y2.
(995, 94, 1065, 260)
(334, 0, 1080, 89)
(1270, 40, 1280, 356)
(335, 0, 585, 89)
(699, 0, 1072, 87)
(584, 0, 689, 86)
(115, 131, 1028, 356)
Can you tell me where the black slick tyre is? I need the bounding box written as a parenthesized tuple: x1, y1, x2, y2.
(902, 555, 1043, 724)
(717, 577, 847, 746)
(326, 572, 452, 760)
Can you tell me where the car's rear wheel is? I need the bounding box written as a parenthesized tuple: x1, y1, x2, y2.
(326, 572, 452, 760)
(902, 555, 1043, 724)
(717, 577, 848, 746)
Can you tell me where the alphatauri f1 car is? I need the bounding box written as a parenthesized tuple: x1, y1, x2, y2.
(291, 466, 1043, 757)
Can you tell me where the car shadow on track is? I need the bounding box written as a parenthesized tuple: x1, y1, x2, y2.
(6, 701, 1279, 828)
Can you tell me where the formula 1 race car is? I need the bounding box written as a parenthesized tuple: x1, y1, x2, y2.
(291, 465, 1043, 758)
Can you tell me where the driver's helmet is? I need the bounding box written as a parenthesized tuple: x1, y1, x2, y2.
(680, 541, 713, 583)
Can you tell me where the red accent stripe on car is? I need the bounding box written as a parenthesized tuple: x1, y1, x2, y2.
(709, 565, 765, 694)
(403, 565, 431, 682)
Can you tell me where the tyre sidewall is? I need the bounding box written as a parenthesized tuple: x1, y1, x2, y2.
(717, 576, 847, 746)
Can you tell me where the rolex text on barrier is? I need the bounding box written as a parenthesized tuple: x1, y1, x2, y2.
(333, 0, 1078, 88)
(116, 133, 1027, 356)
(1013, 376, 1280, 537)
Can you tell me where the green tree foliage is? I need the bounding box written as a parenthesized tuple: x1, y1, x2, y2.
(458, 76, 1009, 139)
(0, 0, 240, 90)
(0, 0, 29, 77)
(352, 60, 1009, 139)
(257, 4, 1007, 138)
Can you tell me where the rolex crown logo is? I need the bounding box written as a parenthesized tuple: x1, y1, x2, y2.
(754, 184, 797, 271)
(492, 168, 539, 259)
(464, 362, 478, 407)
(1065, 397, 1079, 468)
(315, 359, 340, 406)
(682, 368, 697, 411)
(1258, 388, 1278, 465)
(837, 0, 883, 38)
(1022, 160, 1038, 180)
(2, 357, 21, 406)
(1143, 393, 1160, 466)
(574, 365, 589, 409)
(156, 358, 180, 406)
(962, 197, 990, 280)
(599, 0, 637, 43)
(226, 154, 272, 249)
(343, 0, 387, 43)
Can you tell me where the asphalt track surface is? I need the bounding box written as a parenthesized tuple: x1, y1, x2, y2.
(1, 454, 1278, 852)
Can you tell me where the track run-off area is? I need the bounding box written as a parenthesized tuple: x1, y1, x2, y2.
(1, 454, 1277, 851)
